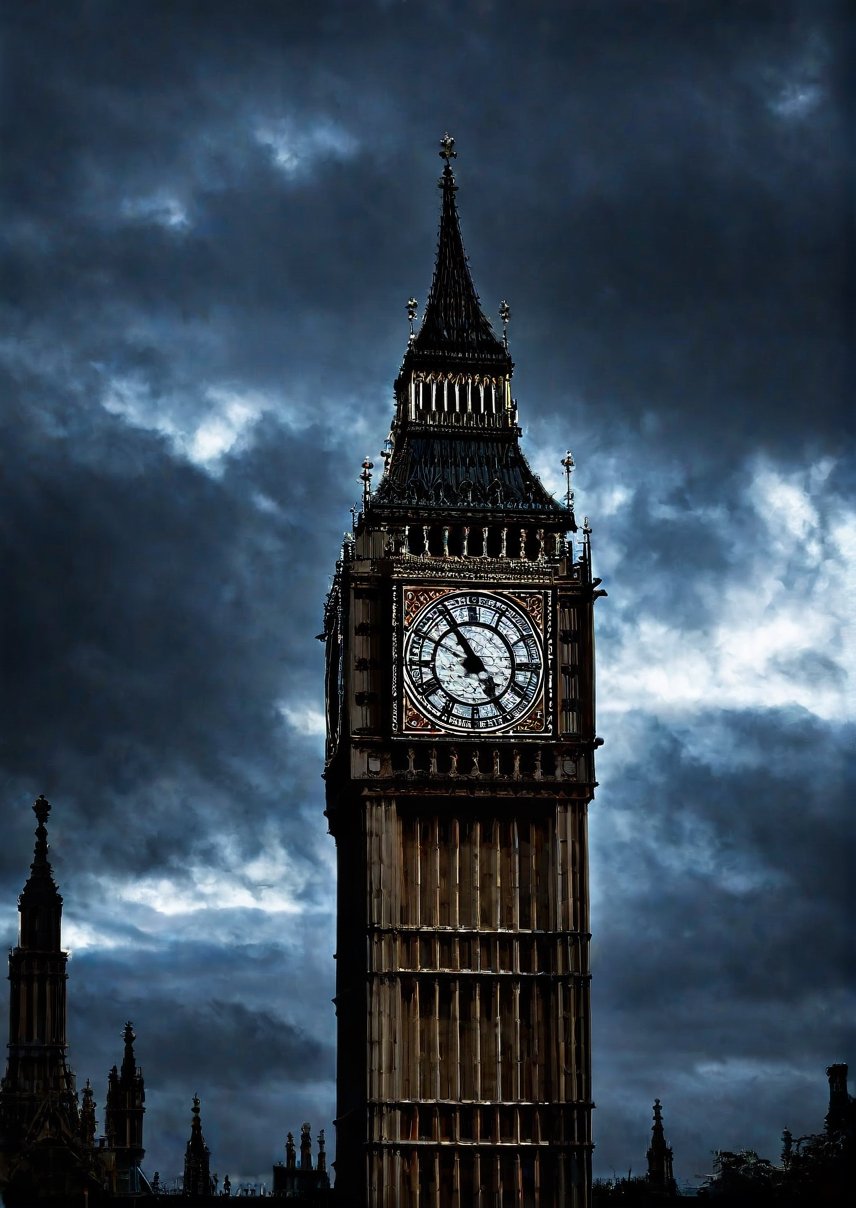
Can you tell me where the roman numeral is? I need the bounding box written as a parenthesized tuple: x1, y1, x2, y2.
(420, 677, 441, 697)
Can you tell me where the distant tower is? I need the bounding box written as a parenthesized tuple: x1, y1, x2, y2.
(183, 1095, 211, 1197)
(273, 1123, 331, 1197)
(0, 797, 77, 1124)
(646, 1098, 677, 1196)
(324, 137, 601, 1206)
(80, 1080, 96, 1149)
(0, 796, 91, 1201)
(825, 1063, 854, 1135)
(105, 1021, 146, 1192)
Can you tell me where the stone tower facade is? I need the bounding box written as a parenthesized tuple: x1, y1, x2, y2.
(323, 138, 603, 1207)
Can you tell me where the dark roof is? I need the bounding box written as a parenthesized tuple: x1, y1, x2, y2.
(408, 163, 510, 369)
(373, 430, 568, 519)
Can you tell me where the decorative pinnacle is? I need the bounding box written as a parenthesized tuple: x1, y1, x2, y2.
(406, 296, 418, 342)
(33, 794, 51, 828)
(561, 450, 575, 511)
(438, 133, 458, 191)
(30, 794, 53, 875)
(439, 133, 457, 163)
(499, 299, 511, 349)
(360, 457, 374, 507)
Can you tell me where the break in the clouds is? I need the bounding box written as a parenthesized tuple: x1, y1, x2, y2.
(1, 0, 852, 1189)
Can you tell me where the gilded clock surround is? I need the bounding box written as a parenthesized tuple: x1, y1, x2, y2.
(397, 586, 551, 737)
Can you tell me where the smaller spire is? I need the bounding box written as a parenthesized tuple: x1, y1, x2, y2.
(360, 457, 374, 508)
(19, 794, 63, 949)
(300, 1122, 312, 1170)
(184, 1094, 211, 1197)
(121, 1020, 137, 1079)
(407, 297, 418, 341)
(647, 1098, 677, 1195)
(499, 299, 511, 349)
(30, 794, 54, 878)
(317, 1128, 327, 1175)
(561, 450, 575, 512)
(80, 1079, 96, 1147)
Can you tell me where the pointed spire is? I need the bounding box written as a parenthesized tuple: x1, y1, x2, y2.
(19, 794, 63, 950)
(80, 1079, 96, 1147)
(121, 1020, 137, 1080)
(647, 1098, 677, 1195)
(410, 134, 509, 365)
(300, 1121, 313, 1170)
(26, 795, 59, 887)
(184, 1094, 211, 1197)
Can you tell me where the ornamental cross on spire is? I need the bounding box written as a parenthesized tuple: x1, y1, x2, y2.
(439, 133, 457, 163)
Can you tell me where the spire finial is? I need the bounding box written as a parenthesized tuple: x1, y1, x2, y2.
(439, 132, 457, 164)
(561, 450, 575, 511)
(499, 300, 511, 349)
(406, 297, 418, 341)
(360, 457, 374, 508)
(32, 795, 51, 867)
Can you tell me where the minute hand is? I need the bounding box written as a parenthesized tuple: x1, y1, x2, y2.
(441, 607, 499, 697)
(440, 605, 483, 668)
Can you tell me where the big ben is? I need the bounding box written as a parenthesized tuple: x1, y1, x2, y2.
(323, 136, 604, 1208)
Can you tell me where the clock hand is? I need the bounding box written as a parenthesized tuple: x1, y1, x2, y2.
(441, 606, 486, 674)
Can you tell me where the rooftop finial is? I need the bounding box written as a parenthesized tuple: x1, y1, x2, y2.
(360, 457, 374, 509)
(499, 300, 511, 349)
(32, 795, 51, 867)
(439, 132, 457, 164)
(406, 297, 418, 342)
(561, 450, 575, 511)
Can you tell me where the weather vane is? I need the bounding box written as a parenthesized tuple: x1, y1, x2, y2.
(439, 133, 457, 163)
(561, 450, 575, 511)
(499, 300, 511, 349)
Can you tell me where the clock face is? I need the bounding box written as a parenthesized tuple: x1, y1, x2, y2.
(403, 591, 543, 732)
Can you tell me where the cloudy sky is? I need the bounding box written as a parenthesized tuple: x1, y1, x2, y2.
(1, 0, 852, 1191)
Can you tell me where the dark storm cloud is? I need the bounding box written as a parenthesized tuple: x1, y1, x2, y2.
(591, 707, 855, 1176)
(1, 0, 851, 1187)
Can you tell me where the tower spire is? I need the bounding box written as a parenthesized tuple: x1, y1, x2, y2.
(19, 794, 64, 950)
(409, 134, 509, 365)
(105, 1019, 146, 1188)
(646, 1098, 677, 1195)
(183, 1094, 211, 1197)
(0, 796, 82, 1195)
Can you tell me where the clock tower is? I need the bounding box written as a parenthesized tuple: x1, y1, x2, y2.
(323, 136, 603, 1208)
